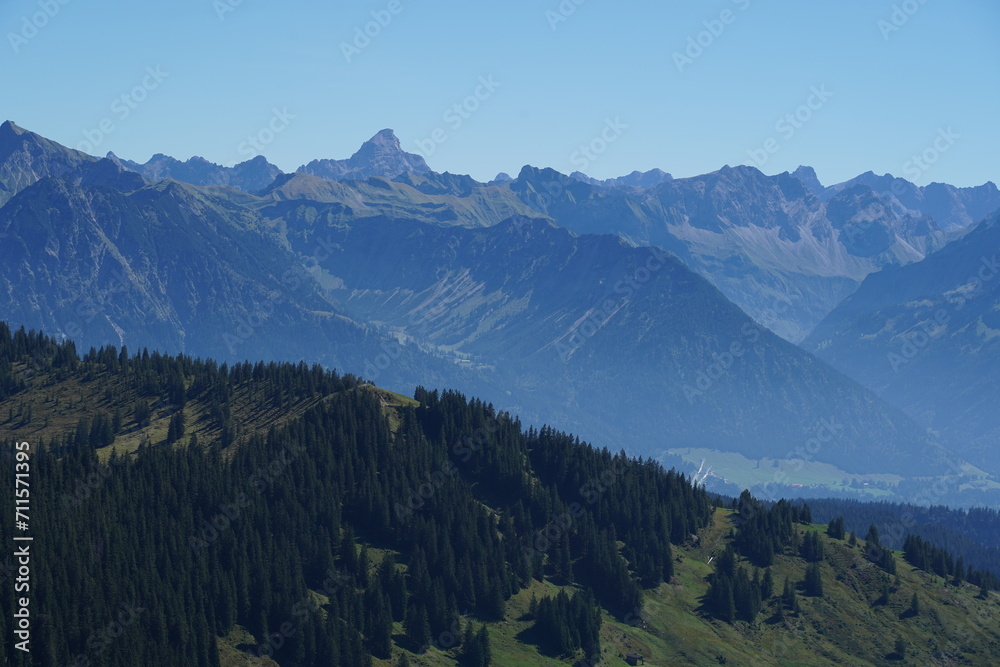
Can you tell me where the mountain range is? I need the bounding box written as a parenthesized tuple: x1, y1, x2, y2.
(113, 151, 283, 193)
(508, 164, 999, 343)
(45, 119, 999, 346)
(104, 127, 432, 193)
(2, 119, 999, 502)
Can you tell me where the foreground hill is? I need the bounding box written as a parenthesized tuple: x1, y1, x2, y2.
(0, 326, 998, 666)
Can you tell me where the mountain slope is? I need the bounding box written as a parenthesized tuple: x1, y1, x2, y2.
(805, 212, 1000, 470)
(268, 210, 941, 478)
(249, 171, 538, 228)
(0, 169, 460, 395)
(0, 120, 97, 207)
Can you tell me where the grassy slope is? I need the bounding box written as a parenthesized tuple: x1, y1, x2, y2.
(3, 363, 409, 460)
(376, 510, 999, 666)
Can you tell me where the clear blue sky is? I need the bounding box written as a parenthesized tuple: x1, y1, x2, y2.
(3, 0, 997, 186)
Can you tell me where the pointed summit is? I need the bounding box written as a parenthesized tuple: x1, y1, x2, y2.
(0, 121, 30, 157)
(0, 120, 95, 207)
(349, 128, 427, 171)
(365, 128, 401, 148)
(0, 120, 25, 139)
(792, 166, 824, 196)
(297, 129, 431, 182)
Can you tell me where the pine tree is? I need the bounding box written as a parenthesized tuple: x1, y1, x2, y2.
(478, 625, 492, 666)
(556, 535, 573, 583)
(804, 562, 823, 597)
(716, 577, 735, 622)
(894, 635, 907, 660)
(462, 624, 492, 667)
(167, 411, 186, 444)
(953, 558, 965, 586)
(761, 568, 774, 599)
(782, 577, 798, 612)
(877, 579, 891, 606)
(404, 602, 431, 651)
(135, 399, 152, 428)
(884, 550, 897, 575)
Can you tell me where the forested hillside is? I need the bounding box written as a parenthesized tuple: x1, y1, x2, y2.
(808, 499, 1000, 578)
(0, 323, 997, 666)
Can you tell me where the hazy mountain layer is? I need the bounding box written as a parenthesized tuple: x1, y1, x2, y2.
(261, 207, 940, 477)
(115, 152, 283, 193)
(509, 165, 977, 342)
(805, 212, 1000, 470)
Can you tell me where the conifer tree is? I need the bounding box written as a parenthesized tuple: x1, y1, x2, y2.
(761, 568, 774, 600)
(804, 562, 824, 597)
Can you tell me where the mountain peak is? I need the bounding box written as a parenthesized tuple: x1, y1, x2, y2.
(1, 120, 25, 138)
(516, 165, 568, 181)
(349, 128, 425, 169)
(715, 163, 764, 180)
(0, 121, 29, 154)
(367, 128, 400, 146)
(297, 129, 430, 182)
(0, 120, 96, 207)
(793, 165, 819, 182)
(792, 166, 824, 195)
(569, 168, 673, 189)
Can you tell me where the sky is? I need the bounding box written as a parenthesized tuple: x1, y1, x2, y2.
(2, 0, 998, 186)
